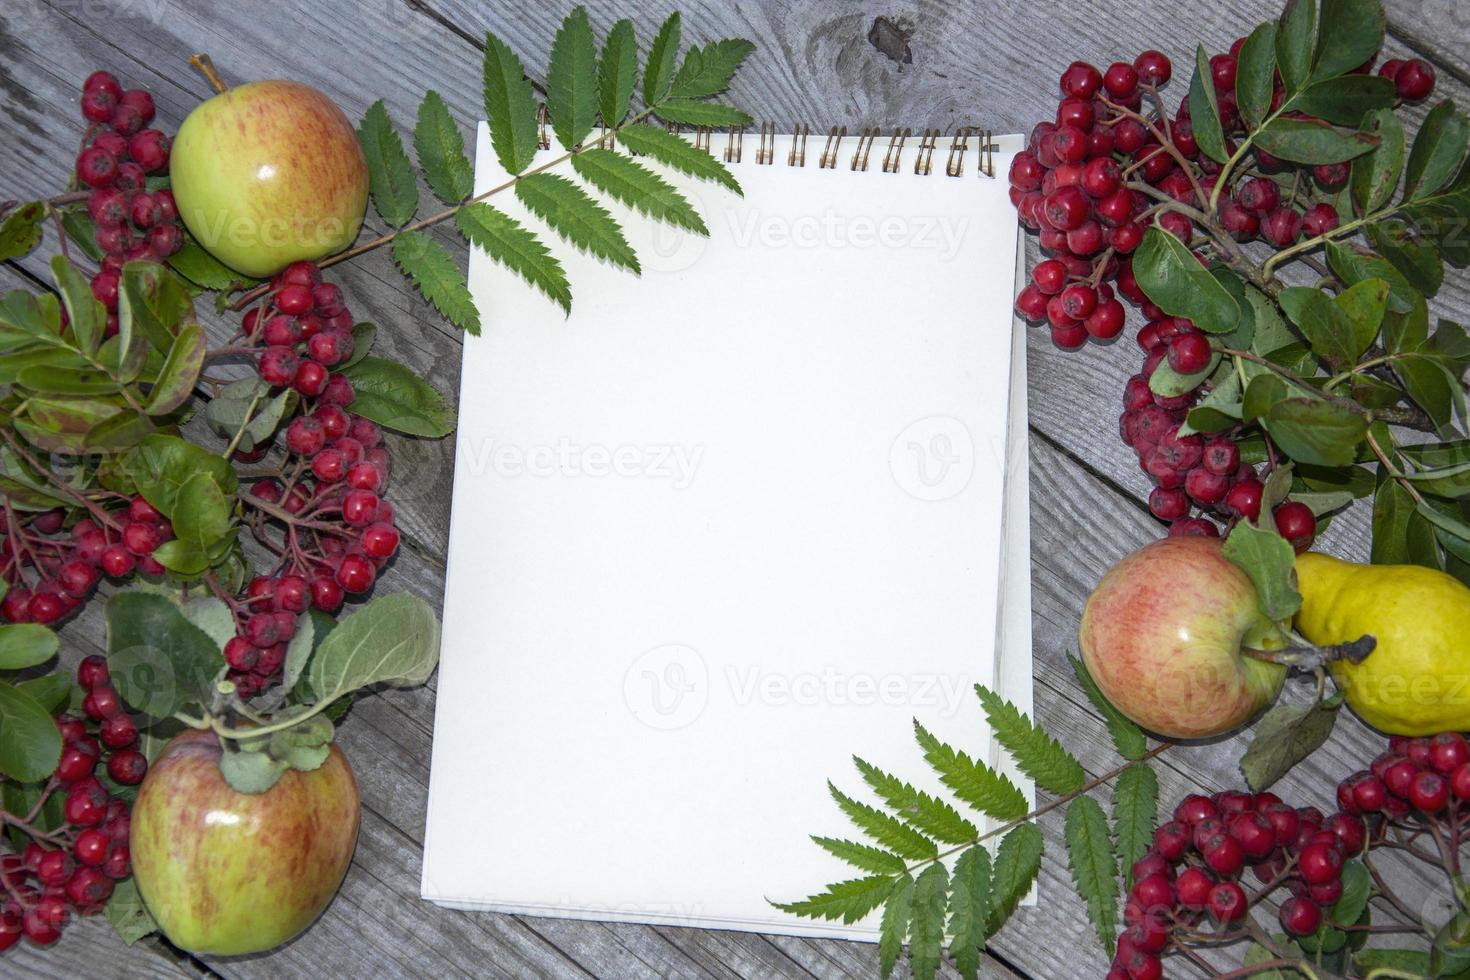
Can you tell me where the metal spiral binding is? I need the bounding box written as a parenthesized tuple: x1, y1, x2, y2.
(725, 126, 744, 163)
(819, 126, 847, 169)
(536, 104, 550, 150)
(693, 127, 712, 153)
(913, 128, 940, 176)
(757, 123, 776, 164)
(946, 128, 970, 177)
(882, 129, 911, 173)
(977, 129, 996, 178)
(851, 128, 879, 171)
(788, 124, 810, 167)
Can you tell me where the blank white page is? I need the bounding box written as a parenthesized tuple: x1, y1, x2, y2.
(422, 127, 1026, 939)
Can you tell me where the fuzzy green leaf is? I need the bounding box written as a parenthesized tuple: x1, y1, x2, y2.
(391, 230, 480, 334)
(948, 846, 992, 980)
(617, 123, 742, 194)
(1240, 698, 1339, 791)
(414, 90, 474, 204)
(828, 782, 938, 861)
(909, 863, 948, 980)
(1112, 764, 1159, 889)
(105, 591, 224, 718)
(1327, 239, 1419, 314)
(307, 592, 440, 705)
(483, 30, 540, 175)
(1070, 656, 1147, 761)
(773, 874, 896, 924)
(167, 232, 258, 290)
(1351, 108, 1405, 214)
(986, 822, 1043, 934)
(1235, 23, 1279, 131)
(357, 100, 418, 228)
(1188, 45, 1228, 163)
(1066, 795, 1119, 956)
(853, 756, 979, 844)
(652, 98, 753, 128)
(878, 874, 913, 980)
(515, 172, 639, 273)
(976, 684, 1085, 794)
(340, 355, 455, 437)
(912, 719, 1028, 819)
(1405, 100, 1470, 200)
(456, 203, 571, 314)
(1366, 220, 1443, 297)
(598, 19, 638, 127)
(570, 147, 707, 234)
(668, 38, 755, 99)
(1223, 517, 1304, 621)
(642, 12, 681, 106)
(1255, 117, 1380, 164)
(546, 6, 599, 150)
(811, 836, 908, 875)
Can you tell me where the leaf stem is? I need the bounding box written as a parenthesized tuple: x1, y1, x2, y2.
(222, 387, 265, 460)
(1365, 423, 1426, 507)
(0, 429, 124, 531)
(1215, 347, 1322, 397)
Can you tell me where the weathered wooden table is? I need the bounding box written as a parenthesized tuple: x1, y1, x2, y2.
(3, 1, 1469, 976)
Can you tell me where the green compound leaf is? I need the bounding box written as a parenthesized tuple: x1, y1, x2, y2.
(976, 684, 1085, 794)
(642, 11, 681, 106)
(546, 6, 599, 150)
(515, 172, 639, 273)
(912, 718, 1028, 819)
(357, 100, 418, 228)
(1066, 795, 1120, 956)
(598, 19, 638, 127)
(986, 822, 1043, 935)
(827, 781, 938, 862)
(414, 90, 474, 204)
(391, 230, 480, 335)
(947, 846, 992, 980)
(456, 202, 572, 314)
(652, 98, 753, 128)
(570, 147, 707, 235)
(908, 862, 949, 980)
(1070, 655, 1147, 761)
(878, 873, 913, 979)
(853, 756, 980, 844)
(772, 873, 897, 924)
(483, 29, 540, 175)
(668, 38, 755, 100)
(617, 123, 742, 194)
(810, 836, 907, 875)
(1112, 764, 1159, 890)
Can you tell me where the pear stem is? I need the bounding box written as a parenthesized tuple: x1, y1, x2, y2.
(190, 53, 229, 94)
(1241, 634, 1376, 671)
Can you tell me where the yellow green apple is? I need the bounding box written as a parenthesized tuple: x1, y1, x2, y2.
(130, 729, 360, 954)
(170, 80, 368, 278)
(1079, 536, 1286, 739)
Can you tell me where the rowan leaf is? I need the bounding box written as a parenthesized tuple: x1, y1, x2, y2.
(642, 12, 681, 106)
(810, 836, 908, 875)
(1070, 656, 1147, 761)
(853, 756, 979, 844)
(828, 782, 938, 861)
(771, 874, 896, 924)
(483, 30, 540, 175)
(912, 719, 1028, 819)
(598, 19, 638, 127)
(652, 98, 753, 128)
(1066, 795, 1120, 955)
(546, 6, 599, 150)
(391, 231, 480, 334)
(668, 38, 755, 99)
(357, 100, 418, 228)
(878, 873, 913, 979)
(515, 172, 639, 273)
(987, 822, 1043, 934)
(948, 846, 992, 980)
(570, 147, 707, 234)
(909, 863, 948, 980)
(414, 90, 474, 204)
(456, 203, 571, 314)
(976, 684, 1085, 794)
(617, 123, 742, 194)
(1112, 764, 1159, 889)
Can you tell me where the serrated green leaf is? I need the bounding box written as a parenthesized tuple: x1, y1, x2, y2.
(1222, 517, 1304, 620)
(0, 623, 61, 670)
(652, 99, 753, 128)
(853, 756, 979, 844)
(1311, 0, 1383, 82)
(598, 19, 638, 127)
(219, 744, 289, 794)
(1351, 108, 1404, 214)
(1276, 0, 1317, 94)
(143, 321, 205, 415)
(948, 846, 991, 980)
(1256, 117, 1380, 164)
(828, 782, 938, 861)
(617, 123, 742, 194)
(483, 30, 540, 175)
(1070, 656, 1147, 761)
(913, 719, 1028, 819)
(515, 172, 639, 273)
(1188, 45, 1228, 163)
(546, 6, 599, 150)
(1132, 227, 1239, 333)
(773, 874, 896, 924)
(879, 873, 913, 980)
(456, 202, 571, 314)
(414, 90, 474, 204)
(976, 684, 1084, 794)
(987, 822, 1043, 934)
(1240, 698, 1338, 791)
(357, 100, 418, 228)
(391, 230, 480, 334)
(668, 38, 755, 100)
(642, 12, 681, 106)
(1112, 764, 1159, 889)
(1405, 99, 1470, 199)
(0, 680, 62, 782)
(1065, 795, 1119, 955)
(570, 147, 707, 234)
(0, 202, 44, 261)
(908, 862, 948, 980)
(811, 836, 908, 875)
(1236, 23, 1279, 131)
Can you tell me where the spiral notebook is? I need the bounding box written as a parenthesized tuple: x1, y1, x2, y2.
(421, 122, 1032, 940)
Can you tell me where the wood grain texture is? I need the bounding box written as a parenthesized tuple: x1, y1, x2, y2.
(1, 0, 1467, 977)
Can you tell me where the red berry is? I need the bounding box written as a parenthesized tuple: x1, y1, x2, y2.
(1201, 833, 1245, 876)
(1133, 50, 1172, 86)
(63, 781, 108, 826)
(335, 554, 376, 594)
(1395, 59, 1436, 100)
(106, 749, 147, 785)
(1059, 284, 1098, 320)
(259, 346, 300, 387)
(100, 545, 136, 577)
(1301, 202, 1339, 236)
(128, 129, 171, 173)
(76, 146, 118, 188)
(1228, 811, 1276, 859)
(55, 744, 98, 783)
(310, 576, 344, 613)
(1043, 185, 1091, 231)
(275, 284, 315, 316)
(82, 686, 121, 720)
(1207, 880, 1247, 922)
(224, 637, 260, 672)
(1411, 769, 1450, 812)
(1219, 200, 1260, 240)
(1103, 61, 1140, 98)
(1174, 866, 1214, 909)
(1174, 794, 1218, 825)
(1130, 873, 1173, 912)
(294, 360, 329, 397)
(1261, 803, 1299, 848)
(361, 522, 400, 559)
(1326, 813, 1366, 856)
(286, 416, 327, 456)
(1452, 762, 1470, 800)
(1272, 501, 1317, 553)
(122, 521, 161, 556)
(1430, 733, 1470, 774)
(1166, 333, 1212, 375)
(1225, 479, 1265, 521)
(1262, 207, 1303, 247)
(1059, 62, 1103, 98)
(1279, 896, 1322, 937)
(65, 866, 114, 908)
(1148, 487, 1190, 522)
(76, 654, 110, 690)
(74, 828, 112, 867)
(1015, 284, 1048, 321)
(22, 896, 66, 946)
(1298, 841, 1342, 885)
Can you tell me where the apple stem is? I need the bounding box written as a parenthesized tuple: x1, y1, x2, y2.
(189, 53, 229, 94)
(1241, 634, 1375, 672)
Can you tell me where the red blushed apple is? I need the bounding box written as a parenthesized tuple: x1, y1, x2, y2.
(130, 729, 360, 954)
(1079, 536, 1286, 739)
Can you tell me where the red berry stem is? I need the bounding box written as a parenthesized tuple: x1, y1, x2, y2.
(0, 430, 126, 533)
